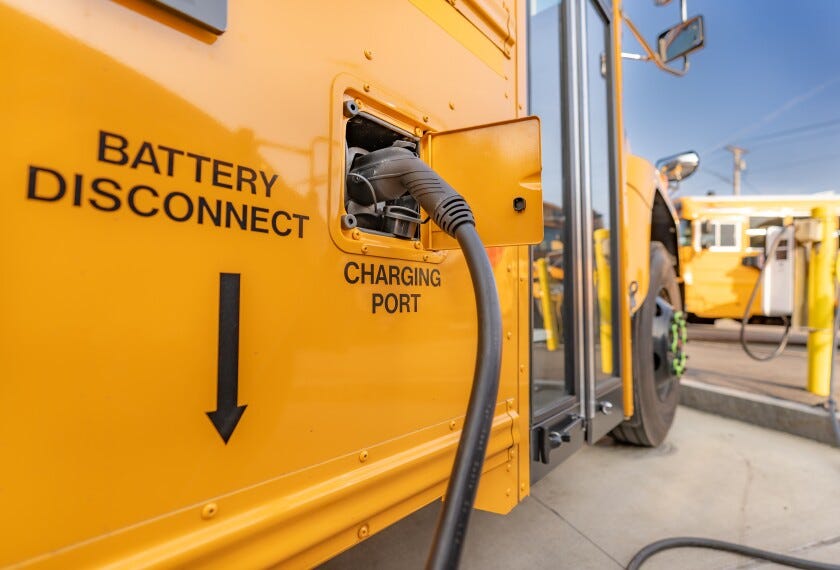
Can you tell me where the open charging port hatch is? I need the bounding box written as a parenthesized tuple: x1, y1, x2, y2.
(342, 102, 422, 240)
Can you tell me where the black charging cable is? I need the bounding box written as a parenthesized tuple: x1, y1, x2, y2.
(739, 225, 794, 361)
(627, 536, 840, 569)
(349, 144, 503, 570)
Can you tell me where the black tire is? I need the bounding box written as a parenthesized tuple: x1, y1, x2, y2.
(611, 242, 683, 446)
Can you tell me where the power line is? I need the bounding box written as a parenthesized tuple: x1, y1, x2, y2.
(746, 152, 840, 175)
(746, 125, 840, 150)
(697, 168, 731, 184)
(739, 117, 840, 143)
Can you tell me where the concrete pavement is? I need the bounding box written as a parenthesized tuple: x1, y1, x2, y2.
(321, 407, 840, 569)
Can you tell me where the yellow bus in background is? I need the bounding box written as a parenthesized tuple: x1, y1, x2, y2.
(676, 194, 840, 321)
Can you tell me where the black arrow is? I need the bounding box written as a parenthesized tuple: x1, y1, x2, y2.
(206, 273, 247, 444)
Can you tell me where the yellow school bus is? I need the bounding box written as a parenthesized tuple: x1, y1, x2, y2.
(676, 194, 840, 321)
(2, 1, 704, 567)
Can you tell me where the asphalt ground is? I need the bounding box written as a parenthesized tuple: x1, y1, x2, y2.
(321, 407, 840, 569)
(684, 332, 828, 406)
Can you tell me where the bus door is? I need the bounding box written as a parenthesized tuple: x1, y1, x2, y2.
(529, 0, 624, 482)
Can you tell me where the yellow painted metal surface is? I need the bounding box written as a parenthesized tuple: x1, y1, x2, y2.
(612, 1, 634, 417)
(807, 207, 836, 397)
(0, 0, 533, 567)
(426, 117, 543, 250)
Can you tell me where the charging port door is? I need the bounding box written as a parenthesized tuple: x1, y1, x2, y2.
(423, 117, 543, 250)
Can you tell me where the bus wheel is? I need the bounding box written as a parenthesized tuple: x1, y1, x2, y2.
(611, 242, 684, 446)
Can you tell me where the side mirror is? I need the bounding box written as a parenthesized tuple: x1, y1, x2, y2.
(656, 151, 700, 183)
(658, 15, 705, 63)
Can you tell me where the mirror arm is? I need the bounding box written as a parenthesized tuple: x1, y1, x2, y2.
(621, 52, 648, 61)
(621, 12, 689, 77)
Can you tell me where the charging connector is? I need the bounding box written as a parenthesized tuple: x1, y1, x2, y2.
(349, 142, 501, 570)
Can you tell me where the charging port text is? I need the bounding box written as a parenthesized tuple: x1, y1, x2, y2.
(372, 293, 421, 314)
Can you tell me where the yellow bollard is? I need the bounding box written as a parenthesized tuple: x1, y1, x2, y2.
(807, 207, 836, 396)
(535, 257, 558, 351)
(594, 228, 613, 375)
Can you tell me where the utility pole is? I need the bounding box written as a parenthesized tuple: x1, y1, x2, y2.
(726, 145, 748, 195)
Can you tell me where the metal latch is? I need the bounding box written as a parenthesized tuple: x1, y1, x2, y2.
(537, 415, 583, 464)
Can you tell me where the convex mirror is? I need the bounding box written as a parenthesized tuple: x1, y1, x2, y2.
(658, 15, 704, 63)
(656, 151, 700, 183)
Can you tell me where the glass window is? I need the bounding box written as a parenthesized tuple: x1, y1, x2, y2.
(719, 223, 737, 247)
(678, 219, 692, 247)
(699, 219, 740, 249)
(747, 216, 783, 249)
(529, 0, 569, 418)
(585, 1, 615, 381)
(699, 220, 715, 249)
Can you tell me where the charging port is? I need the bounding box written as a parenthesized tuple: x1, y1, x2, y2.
(343, 105, 422, 240)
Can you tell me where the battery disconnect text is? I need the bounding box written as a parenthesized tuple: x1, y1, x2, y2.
(344, 262, 441, 314)
(25, 130, 310, 239)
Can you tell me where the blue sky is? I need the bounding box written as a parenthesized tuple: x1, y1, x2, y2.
(622, 0, 840, 196)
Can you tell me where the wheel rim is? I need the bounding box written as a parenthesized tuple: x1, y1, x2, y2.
(651, 290, 686, 402)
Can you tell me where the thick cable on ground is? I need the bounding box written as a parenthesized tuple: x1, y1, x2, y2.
(739, 226, 793, 361)
(627, 537, 840, 570)
(426, 224, 502, 570)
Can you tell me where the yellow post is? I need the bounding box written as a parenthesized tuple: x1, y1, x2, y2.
(807, 206, 836, 396)
(594, 228, 613, 375)
(535, 257, 558, 351)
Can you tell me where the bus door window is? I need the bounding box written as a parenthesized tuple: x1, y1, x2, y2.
(529, 0, 572, 420)
(584, 0, 616, 384)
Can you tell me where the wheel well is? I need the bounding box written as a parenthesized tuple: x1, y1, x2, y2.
(650, 189, 679, 276)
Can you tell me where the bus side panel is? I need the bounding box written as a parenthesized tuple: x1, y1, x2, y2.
(0, 1, 529, 567)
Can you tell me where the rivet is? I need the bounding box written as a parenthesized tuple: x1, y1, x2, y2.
(363, 83, 371, 92)
(509, 450, 516, 459)
(519, 275, 525, 282)
(414, 127, 424, 136)
(506, 331, 512, 339)
(361, 245, 369, 253)
(504, 92, 509, 99)
(358, 523, 370, 539)
(505, 488, 511, 497)
(201, 503, 218, 520)
(520, 483, 526, 492)
(354, 98, 363, 108)
(423, 115, 430, 123)
(504, 74, 509, 80)
(507, 263, 513, 272)
(449, 420, 457, 430)
(364, 49, 373, 60)
(518, 104, 524, 110)
(414, 241, 423, 249)
(351, 228, 361, 240)
(423, 254, 430, 261)
(506, 462, 512, 472)
(520, 364, 525, 372)
(449, 101, 456, 110)
(359, 450, 369, 462)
